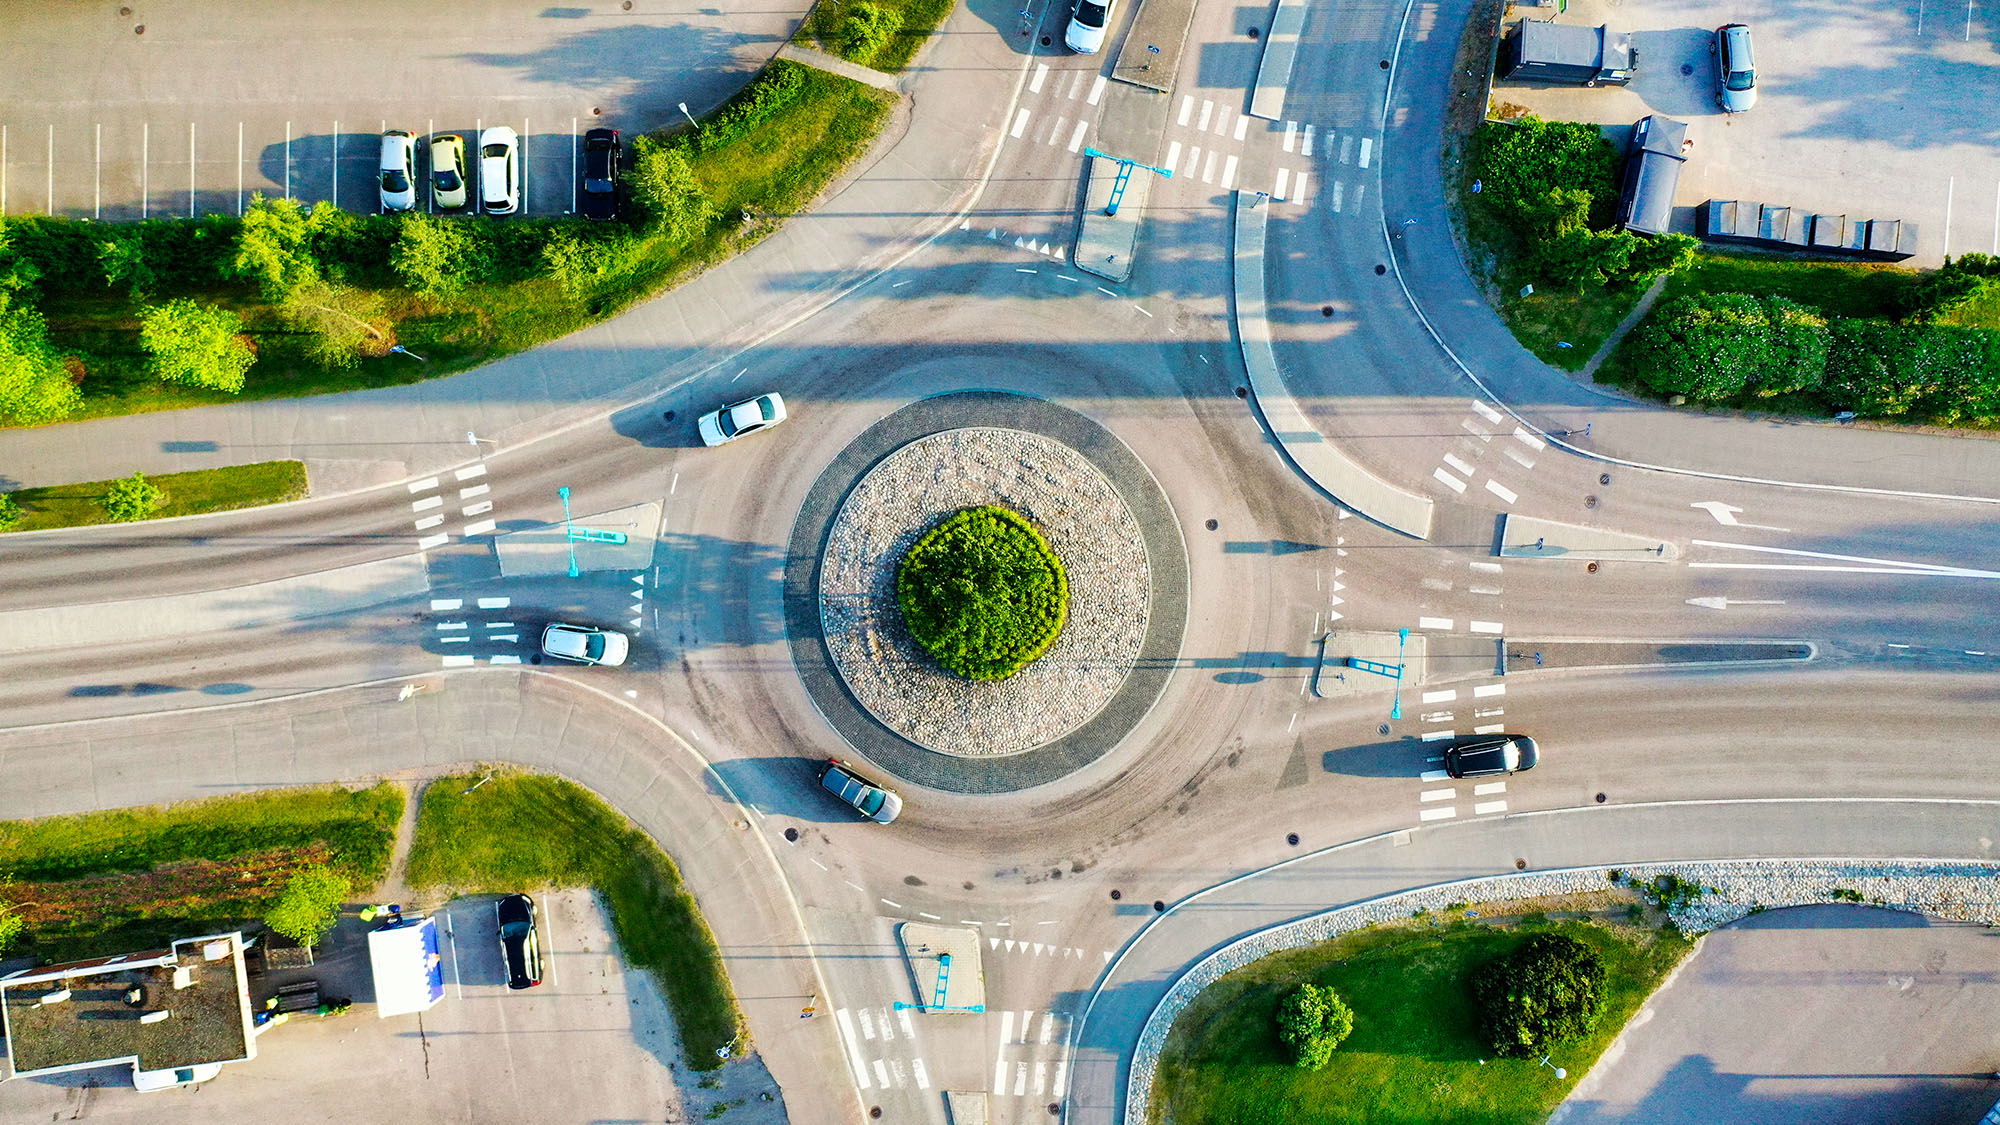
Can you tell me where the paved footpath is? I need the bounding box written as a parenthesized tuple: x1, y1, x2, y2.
(2, 23, 1030, 493)
(0, 670, 862, 1125)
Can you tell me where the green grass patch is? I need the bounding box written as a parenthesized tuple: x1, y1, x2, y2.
(896, 504, 1070, 680)
(0, 783, 402, 960)
(405, 772, 745, 1069)
(3, 459, 306, 532)
(1152, 917, 1693, 1125)
(1496, 284, 1642, 370)
(797, 0, 956, 72)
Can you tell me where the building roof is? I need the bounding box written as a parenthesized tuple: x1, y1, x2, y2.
(0, 932, 256, 1079)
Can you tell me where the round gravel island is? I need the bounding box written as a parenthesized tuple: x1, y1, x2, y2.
(819, 427, 1150, 757)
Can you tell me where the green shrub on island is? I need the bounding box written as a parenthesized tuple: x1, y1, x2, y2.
(895, 505, 1069, 681)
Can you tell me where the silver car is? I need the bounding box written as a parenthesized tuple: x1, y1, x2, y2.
(379, 130, 417, 213)
(697, 392, 787, 447)
(1713, 24, 1757, 113)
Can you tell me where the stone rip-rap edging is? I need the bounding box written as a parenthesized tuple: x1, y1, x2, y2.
(1121, 858, 2000, 1125)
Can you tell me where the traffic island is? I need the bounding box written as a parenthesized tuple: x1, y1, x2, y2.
(897, 923, 985, 1013)
(1075, 155, 1150, 283)
(1311, 630, 1434, 702)
(493, 502, 659, 577)
(1497, 513, 1676, 563)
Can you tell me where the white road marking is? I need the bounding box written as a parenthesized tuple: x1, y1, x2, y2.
(1474, 723, 1506, 735)
(1029, 63, 1048, 93)
(1164, 140, 1182, 174)
(1470, 400, 1504, 424)
(898, 1007, 917, 1038)
(1034, 1061, 1049, 1094)
(918, 911, 941, 920)
(1302, 124, 1316, 156)
(1068, 120, 1088, 152)
(1432, 468, 1466, 493)
(1221, 154, 1238, 189)
(437, 622, 468, 631)
(438, 635, 469, 644)
(1015, 1062, 1029, 1095)
(1010, 109, 1029, 138)
(1018, 1008, 1034, 1041)
(1198, 100, 1214, 131)
(1420, 788, 1455, 803)
(1087, 75, 1106, 104)
(417, 533, 450, 549)
(1178, 95, 1194, 126)
(463, 501, 493, 516)
(1233, 113, 1248, 141)
(463, 519, 497, 536)
(488, 635, 518, 644)
(1470, 586, 1503, 596)
(490, 654, 522, 665)
(1473, 781, 1508, 795)
(880, 898, 904, 909)
(1485, 479, 1518, 504)
(1420, 769, 1452, 782)
(1282, 120, 1297, 151)
(1470, 621, 1503, 634)
(478, 597, 510, 609)
(913, 1058, 931, 1089)
(1421, 689, 1457, 703)
(441, 655, 475, 667)
(459, 483, 490, 499)
(1419, 617, 1453, 630)
(1474, 683, 1507, 698)
(429, 598, 463, 611)
(409, 476, 439, 493)
(1475, 706, 1505, 718)
(1331, 181, 1344, 211)
(1691, 539, 2000, 579)
(412, 496, 444, 512)
(1293, 171, 1308, 203)
(1512, 426, 1546, 450)
(1441, 452, 1474, 475)
(1419, 807, 1457, 822)
(1502, 444, 1535, 469)
(415, 514, 445, 530)
(1359, 137, 1373, 167)
(1470, 561, 1503, 573)
(1047, 115, 1066, 145)
(874, 1059, 890, 1089)
(859, 1008, 877, 1039)
(993, 1059, 1008, 1095)
(1474, 801, 1509, 816)
(836, 1010, 872, 1089)
(1068, 72, 1083, 99)
(1274, 168, 1290, 200)
(1201, 151, 1216, 183)
(1422, 729, 1457, 742)
(453, 464, 486, 481)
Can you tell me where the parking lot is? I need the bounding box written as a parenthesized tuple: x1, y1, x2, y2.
(1492, 0, 2000, 267)
(0, 891, 772, 1121)
(1, 0, 808, 220)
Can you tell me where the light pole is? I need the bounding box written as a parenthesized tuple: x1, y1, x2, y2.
(678, 102, 700, 132)
(1538, 1055, 1567, 1080)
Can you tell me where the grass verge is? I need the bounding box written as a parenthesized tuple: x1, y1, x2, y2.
(3, 459, 307, 532)
(797, 0, 957, 72)
(0, 783, 402, 960)
(1152, 910, 1693, 1125)
(404, 771, 745, 1069)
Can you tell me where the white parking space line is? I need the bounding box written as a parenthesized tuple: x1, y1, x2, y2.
(1030, 63, 1048, 93)
(1068, 120, 1088, 153)
(1198, 101, 1214, 131)
(1220, 154, 1238, 189)
(1485, 479, 1518, 504)
(1470, 399, 1504, 424)
(1418, 617, 1453, 630)
(1421, 689, 1457, 703)
(1419, 807, 1457, 822)
(1358, 137, 1373, 167)
(1087, 75, 1106, 104)
(489, 654, 521, 665)
(1474, 683, 1507, 698)
(1010, 109, 1030, 139)
(141, 122, 149, 219)
(1274, 168, 1290, 200)
(415, 514, 445, 531)
(1432, 468, 1466, 493)
(835, 1009, 872, 1089)
(1470, 620, 1504, 634)
(1282, 120, 1296, 151)
(1420, 788, 1455, 803)
(1164, 140, 1182, 174)
(1441, 452, 1474, 475)
(1473, 800, 1509, 816)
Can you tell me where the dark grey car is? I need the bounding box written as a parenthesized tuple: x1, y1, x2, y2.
(1443, 734, 1540, 779)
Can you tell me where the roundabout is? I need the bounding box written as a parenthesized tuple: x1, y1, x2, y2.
(785, 390, 1190, 793)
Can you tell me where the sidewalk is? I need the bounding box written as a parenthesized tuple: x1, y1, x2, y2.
(2, 29, 1022, 494)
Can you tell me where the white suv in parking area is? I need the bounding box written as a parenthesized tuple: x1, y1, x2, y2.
(379, 130, 417, 212)
(1065, 0, 1112, 53)
(480, 126, 520, 214)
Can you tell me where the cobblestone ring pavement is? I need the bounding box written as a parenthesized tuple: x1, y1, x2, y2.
(784, 391, 1189, 793)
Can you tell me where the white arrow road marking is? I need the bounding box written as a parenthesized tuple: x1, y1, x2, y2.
(1691, 501, 1791, 532)
(1685, 597, 1789, 610)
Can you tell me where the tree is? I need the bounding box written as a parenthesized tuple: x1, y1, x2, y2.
(279, 279, 393, 368)
(1471, 933, 1608, 1057)
(391, 211, 491, 300)
(139, 298, 257, 393)
(840, 2, 903, 59)
(1623, 232, 1699, 286)
(1274, 983, 1355, 1069)
(232, 194, 320, 299)
(101, 471, 167, 522)
(265, 865, 349, 950)
(98, 227, 157, 297)
(628, 138, 717, 243)
(0, 294, 83, 426)
(0, 216, 45, 297)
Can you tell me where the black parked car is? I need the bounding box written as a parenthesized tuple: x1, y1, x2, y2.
(1443, 734, 1540, 779)
(580, 128, 621, 221)
(496, 893, 543, 990)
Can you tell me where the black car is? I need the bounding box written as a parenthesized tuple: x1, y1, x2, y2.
(1442, 734, 1540, 779)
(580, 128, 621, 220)
(496, 893, 542, 990)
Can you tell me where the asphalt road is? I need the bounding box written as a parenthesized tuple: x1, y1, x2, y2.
(3, 0, 2000, 1121)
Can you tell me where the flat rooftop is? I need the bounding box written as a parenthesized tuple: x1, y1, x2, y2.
(1, 935, 252, 1077)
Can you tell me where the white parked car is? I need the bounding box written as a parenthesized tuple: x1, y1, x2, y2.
(429, 133, 468, 211)
(379, 130, 417, 213)
(480, 126, 520, 214)
(540, 623, 629, 667)
(697, 392, 787, 447)
(1065, 0, 1112, 54)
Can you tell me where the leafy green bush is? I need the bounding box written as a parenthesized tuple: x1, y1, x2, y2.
(100, 471, 167, 522)
(895, 505, 1069, 680)
(1630, 293, 1830, 402)
(279, 279, 394, 368)
(0, 296, 83, 425)
(683, 62, 808, 155)
(840, 2, 904, 60)
(231, 194, 320, 299)
(629, 139, 718, 243)
(139, 298, 257, 393)
(0, 493, 20, 531)
(1471, 933, 1608, 1057)
(304, 204, 400, 286)
(1274, 983, 1355, 1069)
(1900, 252, 2000, 322)
(391, 212, 493, 300)
(1824, 318, 2000, 422)
(1470, 118, 1620, 237)
(264, 864, 349, 949)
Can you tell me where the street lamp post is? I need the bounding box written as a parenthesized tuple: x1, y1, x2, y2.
(1538, 1055, 1567, 1079)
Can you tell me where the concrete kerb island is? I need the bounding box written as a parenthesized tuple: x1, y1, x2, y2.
(1116, 857, 2000, 1125)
